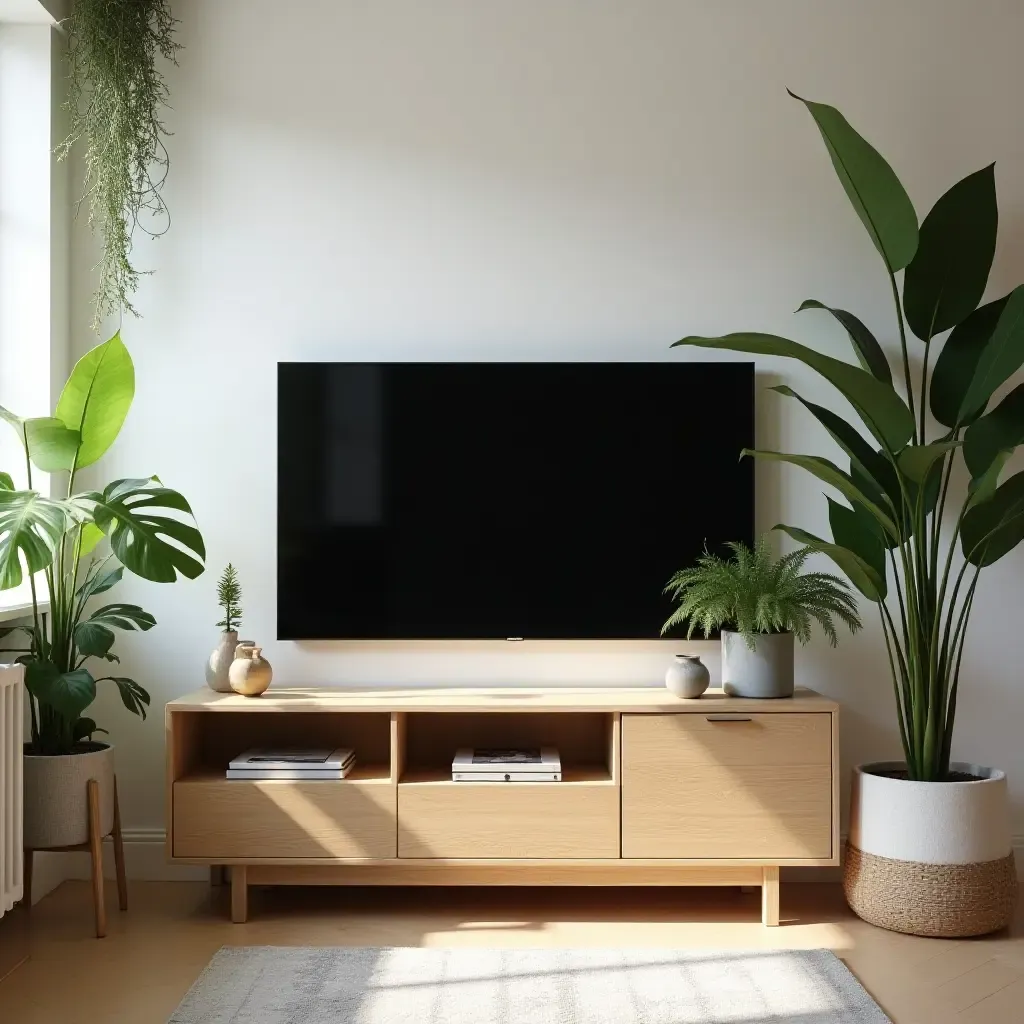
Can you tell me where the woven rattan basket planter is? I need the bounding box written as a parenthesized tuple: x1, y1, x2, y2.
(844, 761, 1018, 937)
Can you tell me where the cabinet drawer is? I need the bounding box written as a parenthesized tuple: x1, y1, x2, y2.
(398, 779, 619, 858)
(621, 713, 833, 860)
(173, 776, 397, 859)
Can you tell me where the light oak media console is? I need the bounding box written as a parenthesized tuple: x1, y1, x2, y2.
(166, 687, 839, 925)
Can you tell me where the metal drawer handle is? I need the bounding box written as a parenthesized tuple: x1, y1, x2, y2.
(705, 714, 753, 722)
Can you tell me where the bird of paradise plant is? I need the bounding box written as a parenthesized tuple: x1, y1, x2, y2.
(674, 92, 1024, 781)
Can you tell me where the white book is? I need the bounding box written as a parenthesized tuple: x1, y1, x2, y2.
(452, 747, 561, 774)
(452, 770, 561, 783)
(229, 747, 354, 771)
(227, 764, 355, 781)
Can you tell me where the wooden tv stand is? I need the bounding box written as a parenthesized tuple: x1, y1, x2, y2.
(165, 686, 839, 925)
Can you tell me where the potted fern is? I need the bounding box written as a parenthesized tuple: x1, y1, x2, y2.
(662, 538, 861, 697)
(0, 333, 204, 855)
(672, 92, 1023, 935)
(206, 564, 243, 693)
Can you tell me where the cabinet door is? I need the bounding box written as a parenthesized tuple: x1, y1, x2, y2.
(621, 713, 832, 860)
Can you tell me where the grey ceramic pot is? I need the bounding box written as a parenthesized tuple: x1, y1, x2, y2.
(721, 630, 794, 698)
(23, 742, 115, 848)
(664, 654, 711, 699)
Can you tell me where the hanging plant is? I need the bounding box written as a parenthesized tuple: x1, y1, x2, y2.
(58, 0, 181, 329)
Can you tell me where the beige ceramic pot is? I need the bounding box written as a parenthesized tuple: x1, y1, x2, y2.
(228, 642, 273, 697)
(205, 629, 238, 692)
(23, 743, 114, 849)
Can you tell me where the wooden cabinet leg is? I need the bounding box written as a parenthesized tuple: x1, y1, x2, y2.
(112, 777, 128, 912)
(87, 779, 107, 938)
(22, 849, 32, 910)
(761, 865, 780, 927)
(230, 865, 248, 923)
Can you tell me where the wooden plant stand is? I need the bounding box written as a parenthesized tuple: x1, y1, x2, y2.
(24, 776, 128, 938)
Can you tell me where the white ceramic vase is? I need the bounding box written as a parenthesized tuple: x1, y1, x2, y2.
(664, 654, 711, 699)
(23, 743, 115, 849)
(844, 761, 1018, 936)
(721, 630, 794, 698)
(206, 630, 238, 692)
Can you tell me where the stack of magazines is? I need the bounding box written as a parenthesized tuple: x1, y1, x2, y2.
(226, 747, 355, 780)
(451, 747, 561, 782)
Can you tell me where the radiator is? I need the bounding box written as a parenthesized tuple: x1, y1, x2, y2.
(0, 664, 23, 918)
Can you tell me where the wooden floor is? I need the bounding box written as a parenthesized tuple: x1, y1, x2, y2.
(1, 880, 1022, 1022)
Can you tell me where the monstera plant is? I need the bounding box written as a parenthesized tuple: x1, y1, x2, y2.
(674, 93, 1022, 937)
(0, 333, 205, 755)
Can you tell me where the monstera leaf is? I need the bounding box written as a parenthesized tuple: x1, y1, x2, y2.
(75, 603, 156, 658)
(73, 477, 205, 583)
(25, 662, 96, 721)
(0, 489, 68, 590)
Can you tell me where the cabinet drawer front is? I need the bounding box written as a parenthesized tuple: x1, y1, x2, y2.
(622, 713, 833, 860)
(399, 784, 619, 858)
(173, 779, 397, 859)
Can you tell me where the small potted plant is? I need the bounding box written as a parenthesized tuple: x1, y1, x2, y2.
(661, 537, 862, 697)
(0, 332, 205, 855)
(206, 564, 243, 693)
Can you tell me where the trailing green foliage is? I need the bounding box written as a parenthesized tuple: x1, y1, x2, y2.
(215, 563, 243, 633)
(662, 538, 861, 650)
(0, 334, 205, 755)
(673, 92, 1024, 781)
(58, 0, 181, 327)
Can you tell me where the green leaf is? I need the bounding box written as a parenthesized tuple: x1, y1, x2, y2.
(84, 602, 156, 631)
(25, 662, 96, 721)
(0, 407, 82, 473)
(790, 91, 918, 271)
(78, 521, 105, 557)
(960, 285, 1024, 422)
(966, 449, 1012, 511)
(0, 472, 12, 491)
(961, 470, 1024, 566)
(72, 718, 107, 743)
(796, 300, 891, 384)
(74, 477, 205, 583)
(896, 441, 961, 483)
(673, 333, 914, 450)
(74, 621, 115, 658)
(773, 523, 886, 601)
(77, 564, 123, 605)
(930, 295, 1008, 428)
(770, 386, 893, 484)
(97, 676, 150, 720)
(826, 498, 888, 599)
(55, 332, 135, 470)
(963, 382, 1024, 479)
(0, 490, 67, 590)
(903, 165, 998, 340)
(23, 418, 82, 473)
(743, 448, 898, 538)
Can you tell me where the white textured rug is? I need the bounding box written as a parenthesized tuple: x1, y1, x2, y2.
(169, 946, 890, 1023)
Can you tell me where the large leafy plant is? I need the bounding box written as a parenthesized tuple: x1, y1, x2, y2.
(674, 92, 1024, 782)
(662, 537, 861, 649)
(0, 333, 204, 754)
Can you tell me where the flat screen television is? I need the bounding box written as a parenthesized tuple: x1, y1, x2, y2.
(278, 362, 754, 639)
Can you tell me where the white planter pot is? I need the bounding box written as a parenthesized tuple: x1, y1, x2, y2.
(844, 761, 1018, 937)
(23, 743, 115, 849)
(721, 630, 794, 698)
(206, 630, 239, 692)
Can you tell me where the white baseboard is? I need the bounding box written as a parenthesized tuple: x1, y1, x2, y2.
(32, 830, 1024, 900)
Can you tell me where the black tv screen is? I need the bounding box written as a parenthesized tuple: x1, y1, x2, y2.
(278, 362, 754, 639)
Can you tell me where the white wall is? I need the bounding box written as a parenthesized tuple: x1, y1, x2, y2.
(70, 0, 1024, 838)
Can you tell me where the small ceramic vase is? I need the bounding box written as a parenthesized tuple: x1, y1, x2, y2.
(205, 629, 238, 692)
(228, 642, 273, 697)
(665, 653, 711, 699)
